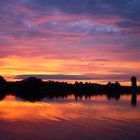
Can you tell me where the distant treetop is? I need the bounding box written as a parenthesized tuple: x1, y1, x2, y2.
(131, 76, 137, 87)
(22, 77, 43, 83)
(0, 76, 6, 84)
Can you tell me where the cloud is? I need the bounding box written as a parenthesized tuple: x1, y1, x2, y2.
(23, 0, 140, 20)
(0, 0, 140, 82)
(16, 73, 132, 81)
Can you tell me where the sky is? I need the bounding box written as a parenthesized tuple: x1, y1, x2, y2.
(0, 0, 140, 85)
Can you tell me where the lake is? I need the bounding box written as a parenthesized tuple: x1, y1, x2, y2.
(0, 94, 140, 140)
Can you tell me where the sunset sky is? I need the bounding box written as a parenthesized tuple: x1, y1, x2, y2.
(0, 0, 140, 84)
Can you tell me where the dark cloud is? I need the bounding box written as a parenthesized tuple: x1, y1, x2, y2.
(23, 0, 140, 20)
(0, 0, 139, 41)
(16, 73, 133, 81)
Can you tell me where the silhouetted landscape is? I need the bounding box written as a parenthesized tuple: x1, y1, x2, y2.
(0, 0, 140, 139)
(0, 75, 139, 103)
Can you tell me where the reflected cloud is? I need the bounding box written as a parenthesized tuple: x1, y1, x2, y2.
(0, 95, 140, 122)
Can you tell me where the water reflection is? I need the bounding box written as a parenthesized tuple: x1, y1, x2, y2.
(130, 88, 138, 106)
(131, 94, 137, 106)
(0, 94, 140, 121)
(0, 94, 140, 140)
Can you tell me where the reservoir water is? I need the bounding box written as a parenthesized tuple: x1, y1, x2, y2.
(0, 94, 140, 140)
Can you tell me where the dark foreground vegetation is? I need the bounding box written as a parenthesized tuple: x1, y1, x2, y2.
(0, 76, 139, 104)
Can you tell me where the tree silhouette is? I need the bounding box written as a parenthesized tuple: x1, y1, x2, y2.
(0, 76, 6, 85)
(131, 76, 137, 88)
(0, 75, 139, 102)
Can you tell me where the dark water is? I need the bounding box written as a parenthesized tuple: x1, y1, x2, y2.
(0, 94, 140, 140)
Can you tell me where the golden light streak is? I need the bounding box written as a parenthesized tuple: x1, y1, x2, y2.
(0, 56, 140, 85)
